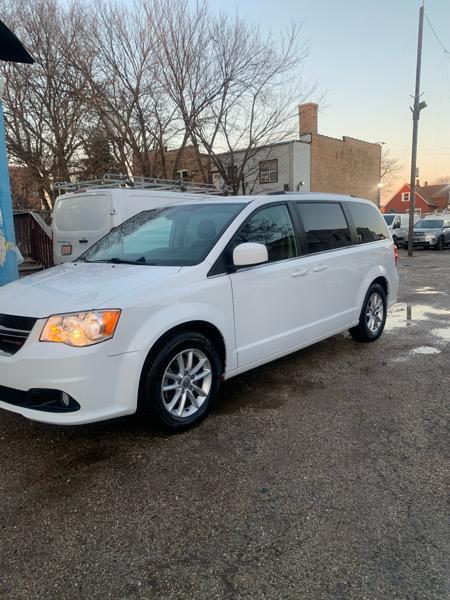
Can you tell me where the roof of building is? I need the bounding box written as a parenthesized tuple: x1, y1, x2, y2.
(417, 184, 450, 202)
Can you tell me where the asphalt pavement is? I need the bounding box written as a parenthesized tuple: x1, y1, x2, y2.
(0, 248, 448, 599)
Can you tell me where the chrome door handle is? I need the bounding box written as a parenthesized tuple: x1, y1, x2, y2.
(312, 264, 327, 272)
(291, 269, 308, 277)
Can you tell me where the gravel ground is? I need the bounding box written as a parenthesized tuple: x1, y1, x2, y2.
(0, 249, 448, 599)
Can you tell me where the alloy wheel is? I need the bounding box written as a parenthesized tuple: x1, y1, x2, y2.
(161, 349, 212, 418)
(366, 292, 384, 334)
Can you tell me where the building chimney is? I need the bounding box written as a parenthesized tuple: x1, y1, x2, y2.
(299, 103, 318, 136)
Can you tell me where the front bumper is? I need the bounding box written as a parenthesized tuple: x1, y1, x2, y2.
(0, 322, 145, 424)
(413, 236, 436, 247)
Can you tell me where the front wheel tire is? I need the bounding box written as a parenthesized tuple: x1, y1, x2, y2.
(140, 332, 222, 431)
(349, 284, 387, 343)
(435, 236, 444, 251)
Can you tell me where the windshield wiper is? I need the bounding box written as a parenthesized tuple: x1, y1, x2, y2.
(86, 257, 156, 265)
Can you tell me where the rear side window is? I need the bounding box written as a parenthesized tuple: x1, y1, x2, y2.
(296, 202, 351, 253)
(54, 194, 109, 232)
(347, 202, 389, 243)
(232, 204, 297, 262)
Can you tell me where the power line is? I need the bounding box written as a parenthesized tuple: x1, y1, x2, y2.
(425, 14, 449, 55)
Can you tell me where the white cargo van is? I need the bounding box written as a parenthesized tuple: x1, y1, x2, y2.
(52, 188, 219, 265)
(383, 212, 419, 245)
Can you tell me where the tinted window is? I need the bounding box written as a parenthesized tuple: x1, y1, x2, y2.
(81, 203, 244, 266)
(296, 202, 351, 253)
(233, 205, 297, 262)
(347, 202, 389, 243)
(383, 215, 395, 226)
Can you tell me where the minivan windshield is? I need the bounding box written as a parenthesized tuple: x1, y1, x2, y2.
(80, 203, 244, 266)
(383, 215, 395, 226)
(414, 219, 444, 229)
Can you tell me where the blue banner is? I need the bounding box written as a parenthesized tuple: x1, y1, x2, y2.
(0, 94, 18, 285)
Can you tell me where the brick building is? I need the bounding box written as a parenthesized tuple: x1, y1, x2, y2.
(149, 145, 210, 184)
(383, 182, 450, 215)
(212, 103, 381, 202)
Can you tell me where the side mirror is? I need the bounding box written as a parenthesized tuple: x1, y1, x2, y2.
(233, 242, 268, 268)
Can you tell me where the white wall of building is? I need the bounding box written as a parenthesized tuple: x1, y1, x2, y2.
(213, 141, 311, 195)
(293, 139, 311, 192)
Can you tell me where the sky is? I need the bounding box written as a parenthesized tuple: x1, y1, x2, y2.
(204, 0, 450, 201)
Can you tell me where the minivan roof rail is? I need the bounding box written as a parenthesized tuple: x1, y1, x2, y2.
(54, 173, 232, 196)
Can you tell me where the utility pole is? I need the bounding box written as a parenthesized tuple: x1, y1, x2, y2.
(407, 2, 426, 257)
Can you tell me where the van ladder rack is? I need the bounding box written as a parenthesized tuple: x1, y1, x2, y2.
(54, 173, 231, 196)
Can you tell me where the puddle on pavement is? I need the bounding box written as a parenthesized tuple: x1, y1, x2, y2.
(415, 286, 445, 295)
(430, 328, 450, 342)
(385, 302, 450, 331)
(410, 346, 441, 355)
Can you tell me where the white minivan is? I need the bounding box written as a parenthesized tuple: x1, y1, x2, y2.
(0, 193, 398, 430)
(52, 188, 213, 264)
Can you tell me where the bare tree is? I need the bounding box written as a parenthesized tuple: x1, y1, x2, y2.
(150, 0, 314, 193)
(72, 0, 179, 177)
(2, 0, 317, 202)
(381, 148, 402, 183)
(0, 0, 89, 208)
(431, 175, 450, 185)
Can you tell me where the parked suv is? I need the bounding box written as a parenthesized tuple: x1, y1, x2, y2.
(412, 217, 450, 250)
(0, 194, 398, 430)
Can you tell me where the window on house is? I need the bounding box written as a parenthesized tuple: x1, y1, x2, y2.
(177, 169, 189, 180)
(401, 192, 410, 202)
(259, 159, 278, 184)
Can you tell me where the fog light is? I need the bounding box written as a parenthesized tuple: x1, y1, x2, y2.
(61, 392, 70, 407)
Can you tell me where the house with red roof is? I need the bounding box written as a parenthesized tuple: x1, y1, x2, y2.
(383, 182, 450, 215)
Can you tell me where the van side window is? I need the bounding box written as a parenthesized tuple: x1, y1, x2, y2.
(347, 202, 389, 243)
(232, 204, 297, 262)
(295, 202, 351, 253)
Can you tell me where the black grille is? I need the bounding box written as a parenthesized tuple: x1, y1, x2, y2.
(0, 314, 37, 355)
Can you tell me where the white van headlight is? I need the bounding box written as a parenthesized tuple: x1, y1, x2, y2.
(40, 310, 121, 346)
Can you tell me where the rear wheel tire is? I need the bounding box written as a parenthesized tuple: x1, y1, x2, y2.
(349, 284, 387, 343)
(140, 331, 222, 431)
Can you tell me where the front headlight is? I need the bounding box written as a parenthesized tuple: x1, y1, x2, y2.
(40, 310, 121, 347)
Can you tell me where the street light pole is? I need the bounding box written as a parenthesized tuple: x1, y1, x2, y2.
(407, 2, 426, 257)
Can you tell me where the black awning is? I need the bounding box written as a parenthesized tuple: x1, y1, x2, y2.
(0, 20, 34, 64)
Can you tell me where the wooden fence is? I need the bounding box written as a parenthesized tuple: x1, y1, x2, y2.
(13, 211, 53, 268)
